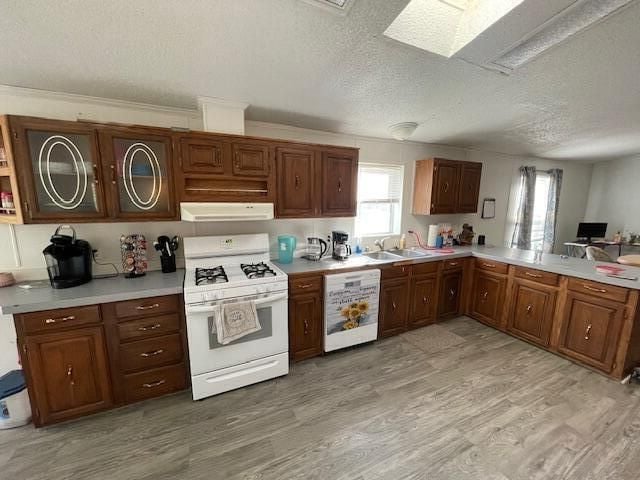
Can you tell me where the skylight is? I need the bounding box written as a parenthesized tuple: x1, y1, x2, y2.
(383, 0, 523, 59)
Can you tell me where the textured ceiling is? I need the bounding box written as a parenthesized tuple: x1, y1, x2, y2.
(0, 0, 639, 161)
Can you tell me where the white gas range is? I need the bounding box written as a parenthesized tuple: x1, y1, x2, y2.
(183, 233, 289, 400)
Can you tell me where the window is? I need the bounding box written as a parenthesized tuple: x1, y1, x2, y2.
(355, 163, 403, 237)
(529, 172, 551, 250)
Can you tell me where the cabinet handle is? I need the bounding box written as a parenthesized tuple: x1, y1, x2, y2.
(584, 324, 592, 340)
(45, 315, 75, 324)
(136, 303, 160, 311)
(392, 302, 397, 310)
(137, 323, 162, 331)
(303, 319, 309, 335)
(142, 379, 166, 388)
(92, 163, 100, 185)
(337, 178, 343, 193)
(296, 283, 312, 289)
(140, 349, 164, 358)
(448, 262, 459, 267)
(422, 296, 429, 304)
(480, 291, 488, 302)
(482, 263, 496, 268)
(110, 164, 116, 184)
(294, 175, 300, 188)
(234, 151, 240, 168)
(450, 289, 457, 299)
(582, 284, 607, 294)
(525, 272, 542, 278)
(443, 181, 450, 193)
(67, 365, 75, 385)
(526, 304, 533, 314)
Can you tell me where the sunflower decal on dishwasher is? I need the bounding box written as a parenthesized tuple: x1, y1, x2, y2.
(338, 301, 370, 330)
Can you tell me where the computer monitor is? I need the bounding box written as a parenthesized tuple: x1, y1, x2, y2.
(577, 222, 607, 242)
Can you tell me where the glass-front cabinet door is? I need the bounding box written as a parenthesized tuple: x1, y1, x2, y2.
(11, 117, 107, 221)
(99, 128, 176, 220)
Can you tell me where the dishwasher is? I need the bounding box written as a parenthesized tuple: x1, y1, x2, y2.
(324, 269, 381, 352)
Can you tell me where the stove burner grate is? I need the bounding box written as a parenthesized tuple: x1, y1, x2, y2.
(195, 266, 228, 285)
(241, 262, 277, 279)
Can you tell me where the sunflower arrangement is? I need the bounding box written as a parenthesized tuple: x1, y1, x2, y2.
(338, 301, 369, 330)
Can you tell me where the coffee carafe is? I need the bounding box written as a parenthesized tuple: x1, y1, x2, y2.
(303, 237, 328, 262)
(331, 230, 352, 261)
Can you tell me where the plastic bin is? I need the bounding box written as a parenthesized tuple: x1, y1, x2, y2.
(0, 370, 31, 429)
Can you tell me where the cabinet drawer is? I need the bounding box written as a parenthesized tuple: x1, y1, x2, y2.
(113, 295, 179, 320)
(19, 305, 101, 334)
(475, 259, 509, 275)
(442, 259, 464, 271)
(412, 261, 439, 276)
(117, 313, 181, 342)
(381, 264, 411, 280)
(289, 276, 322, 295)
(567, 278, 628, 303)
(123, 363, 187, 403)
(119, 334, 184, 373)
(514, 267, 559, 287)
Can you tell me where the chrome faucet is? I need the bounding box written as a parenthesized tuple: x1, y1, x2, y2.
(374, 237, 390, 251)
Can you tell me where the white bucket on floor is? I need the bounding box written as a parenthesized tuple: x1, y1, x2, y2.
(0, 370, 31, 429)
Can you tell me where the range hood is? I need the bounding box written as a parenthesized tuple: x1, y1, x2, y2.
(180, 202, 274, 222)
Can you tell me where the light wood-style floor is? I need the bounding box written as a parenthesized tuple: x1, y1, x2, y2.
(2, 316, 640, 480)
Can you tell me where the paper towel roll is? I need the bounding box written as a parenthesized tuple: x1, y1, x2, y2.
(427, 224, 439, 247)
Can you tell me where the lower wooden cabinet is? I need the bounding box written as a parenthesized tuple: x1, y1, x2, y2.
(507, 280, 557, 347)
(289, 293, 323, 361)
(15, 294, 187, 427)
(470, 270, 506, 328)
(379, 278, 409, 338)
(409, 275, 438, 329)
(557, 292, 625, 373)
(21, 326, 113, 426)
(439, 270, 463, 319)
(288, 274, 324, 361)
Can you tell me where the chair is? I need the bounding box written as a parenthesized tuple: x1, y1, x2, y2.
(585, 246, 614, 262)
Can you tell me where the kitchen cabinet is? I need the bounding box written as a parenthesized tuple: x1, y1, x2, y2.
(470, 270, 507, 328)
(320, 148, 358, 217)
(507, 279, 557, 347)
(288, 274, 324, 361)
(176, 133, 275, 203)
(276, 146, 319, 218)
(21, 326, 112, 426)
(439, 270, 463, 319)
(15, 294, 188, 426)
(0, 116, 24, 223)
(409, 276, 438, 328)
(98, 127, 177, 220)
(557, 291, 624, 373)
(412, 158, 482, 215)
(10, 116, 108, 222)
(379, 265, 411, 337)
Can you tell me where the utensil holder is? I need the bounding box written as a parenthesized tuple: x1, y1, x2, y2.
(160, 255, 176, 273)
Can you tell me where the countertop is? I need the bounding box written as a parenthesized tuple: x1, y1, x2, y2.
(276, 246, 640, 290)
(0, 270, 185, 315)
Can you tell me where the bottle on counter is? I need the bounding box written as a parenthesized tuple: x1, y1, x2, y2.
(399, 234, 406, 249)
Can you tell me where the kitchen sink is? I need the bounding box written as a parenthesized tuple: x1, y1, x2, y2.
(362, 251, 403, 260)
(390, 249, 430, 258)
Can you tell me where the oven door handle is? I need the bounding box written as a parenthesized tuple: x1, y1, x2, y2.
(186, 292, 288, 314)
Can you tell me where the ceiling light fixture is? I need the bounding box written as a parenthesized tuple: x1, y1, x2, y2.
(389, 122, 419, 141)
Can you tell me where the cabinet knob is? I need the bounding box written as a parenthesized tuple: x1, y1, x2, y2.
(526, 304, 533, 314)
(422, 296, 429, 304)
(584, 324, 592, 340)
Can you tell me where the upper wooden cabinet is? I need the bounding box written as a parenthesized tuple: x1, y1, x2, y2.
(11, 116, 109, 222)
(320, 148, 358, 217)
(0, 116, 24, 224)
(412, 158, 482, 215)
(276, 146, 319, 218)
(98, 127, 176, 220)
(176, 133, 275, 203)
(275, 145, 358, 218)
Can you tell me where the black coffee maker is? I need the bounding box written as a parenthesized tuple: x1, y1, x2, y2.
(43, 225, 92, 289)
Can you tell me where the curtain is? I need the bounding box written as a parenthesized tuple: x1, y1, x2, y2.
(511, 166, 537, 250)
(542, 168, 563, 253)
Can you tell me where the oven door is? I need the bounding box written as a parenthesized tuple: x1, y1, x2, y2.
(185, 292, 288, 375)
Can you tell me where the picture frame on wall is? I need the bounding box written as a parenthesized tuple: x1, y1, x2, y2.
(482, 198, 496, 219)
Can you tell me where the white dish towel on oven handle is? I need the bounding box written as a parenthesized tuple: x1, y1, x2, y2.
(213, 301, 261, 345)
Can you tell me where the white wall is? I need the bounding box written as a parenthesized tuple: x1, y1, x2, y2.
(585, 155, 640, 237)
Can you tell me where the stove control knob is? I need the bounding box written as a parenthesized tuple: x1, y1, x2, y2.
(265, 285, 273, 293)
(205, 291, 221, 301)
(256, 286, 266, 294)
